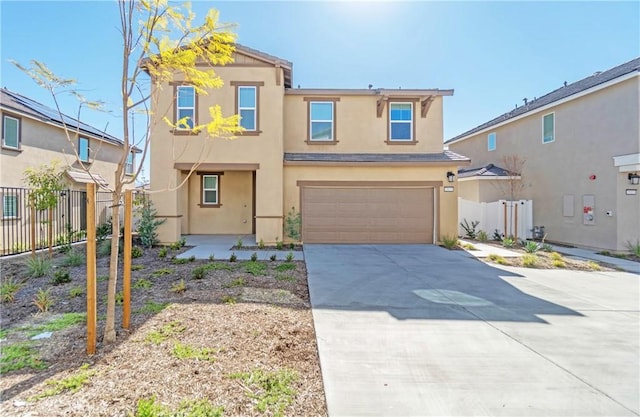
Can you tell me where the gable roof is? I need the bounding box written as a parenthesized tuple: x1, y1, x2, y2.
(235, 43, 292, 88)
(0, 88, 131, 149)
(446, 57, 640, 144)
(457, 163, 511, 179)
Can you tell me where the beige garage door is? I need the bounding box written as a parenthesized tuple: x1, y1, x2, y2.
(301, 187, 434, 244)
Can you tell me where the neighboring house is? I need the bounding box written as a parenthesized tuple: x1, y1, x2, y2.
(1, 88, 138, 254)
(446, 58, 640, 251)
(149, 44, 470, 244)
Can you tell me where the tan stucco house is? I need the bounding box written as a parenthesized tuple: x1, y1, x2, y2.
(446, 58, 640, 252)
(150, 44, 469, 245)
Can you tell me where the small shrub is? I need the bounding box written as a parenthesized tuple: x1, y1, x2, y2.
(0, 342, 46, 374)
(275, 274, 296, 282)
(170, 279, 186, 294)
(131, 264, 144, 271)
(460, 219, 480, 239)
(33, 288, 54, 313)
(245, 262, 267, 276)
(258, 239, 265, 250)
(224, 277, 245, 288)
(115, 291, 124, 305)
(275, 263, 296, 272)
(275, 238, 283, 250)
(26, 313, 86, 336)
(96, 219, 112, 242)
(236, 237, 244, 249)
(229, 253, 237, 262)
(62, 250, 84, 267)
(523, 241, 540, 253)
(492, 229, 503, 241)
(229, 368, 297, 416)
(502, 238, 515, 248)
(189, 255, 195, 262)
(192, 265, 208, 280)
(1, 277, 22, 303)
(208, 254, 215, 261)
(541, 243, 554, 252)
(131, 246, 143, 258)
(550, 252, 563, 261)
(552, 259, 566, 268)
(270, 254, 277, 262)
(133, 279, 152, 289)
(251, 252, 258, 262)
(158, 247, 168, 258)
(97, 239, 111, 257)
(133, 397, 223, 417)
(221, 295, 236, 305)
(286, 251, 294, 262)
(25, 256, 53, 278)
(169, 241, 182, 250)
(172, 342, 217, 361)
(487, 253, 508, 265)
(587, 261, 602, 271)
(97, 275, 109, 282)
(626, 239, 640, 257)
(135, 200, 165, 248)
(521, 254, 537, 267)
(144, 321, 186, 345)
(285, 206, 302, 242)
(51, 269, 71, 285)
(30, 364, 95, 400)
(462, 243, 477, 250)
(289, 242, 295, 250)
(172, 257, 189, 265)
(68, 286, 83, 298)
(477, 230, 488, 242)
(440, 235, 459, 250)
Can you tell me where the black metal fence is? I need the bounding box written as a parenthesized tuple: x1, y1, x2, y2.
(0, 187, 116, 256)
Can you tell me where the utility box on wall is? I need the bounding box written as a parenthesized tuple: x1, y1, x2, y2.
(583, 195, 595, 225)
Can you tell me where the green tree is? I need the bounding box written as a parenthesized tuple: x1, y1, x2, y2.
(14, 0, 242, 344)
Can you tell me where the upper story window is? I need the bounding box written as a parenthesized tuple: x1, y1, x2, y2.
(309, 102, 334, 141)
(238, 86, 257, 131)
(126, 151, 135, 175)
(176, 85, 196, 129)
(389, 102, 413, 141)
(201, 174, 219, 206)
(79, 137, 90, 162)
(543, 112, 555, 143)
(2, 114, 20, 149)
(488, 132, 496, 151)
(2, 194, 18, 218)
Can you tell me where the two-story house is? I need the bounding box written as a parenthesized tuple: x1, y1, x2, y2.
(150, 44, 470, 245)
(446, 58, 640, 252)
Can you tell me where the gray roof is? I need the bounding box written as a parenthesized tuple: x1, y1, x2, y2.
(458, 163, 510, 179)
(1, 87, 131, 149)
(284, 151, 470, 163)
(446, 57, 640, 144)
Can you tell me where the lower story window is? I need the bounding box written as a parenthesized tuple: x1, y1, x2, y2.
(3, 195, 18, 218)
(202, 175, 219, 205)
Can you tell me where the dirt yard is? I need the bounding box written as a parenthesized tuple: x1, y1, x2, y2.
(0, 243, 327, 416)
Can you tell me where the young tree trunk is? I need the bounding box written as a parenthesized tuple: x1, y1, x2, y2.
(104, 189, 122, 343)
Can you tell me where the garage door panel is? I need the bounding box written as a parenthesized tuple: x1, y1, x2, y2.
(302, 186, 434, 244)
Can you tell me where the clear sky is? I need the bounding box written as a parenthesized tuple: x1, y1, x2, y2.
(1, 0, 639, 176)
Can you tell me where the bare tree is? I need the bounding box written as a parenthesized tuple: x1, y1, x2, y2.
(493, 154, 526, 201)
(14, 0, 242, 344)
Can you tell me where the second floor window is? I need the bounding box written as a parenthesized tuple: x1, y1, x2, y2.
(310, 102, 334, 141)
(389, 103, 413, 141)
(177, 86, 196, 129)
(488, 132, 496, 151)
(79, 137, 90, 162)
(238, 86, 257, 131)
(126, 152, 135, 175)
(543, 113, 555, 143)
(2, 114, 20, 149)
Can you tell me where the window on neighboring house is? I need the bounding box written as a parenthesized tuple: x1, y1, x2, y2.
(201, 174, 219, 205)
(488, 132, 496, 151)
(79, 137, 90, 162)
(238, 86, 257, 131)
(176, 85, 196, 129)
(543, 113, 555, 143)
(309, 101, 334, 141)
(389, 102, 413, 141)
(126, 152, 135, 175)
(2, 194, 18, 218)
(2, 114, 20, 149)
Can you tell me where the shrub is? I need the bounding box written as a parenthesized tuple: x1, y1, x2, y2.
(286, 251, 294, 262)
(284, 206, 301, 241)
(245, 262, 267, 276)
(51, 269, 71, 285)
(223, 277, 245, 288)
(440, 235, 459, 250)
(62, 250, 84, 267)
(492, 229, 503, 241)
(97, 239, 112, 257)
(25, 256, 53, 278)
(96, 218, 112, 242)
(552, 259, 566, 268)
(523, 241, 540, 253)
(251, 252, 258, 262)
(1, 277, 22, 303)
(158, 247, 168, 258)
(208, 254, 215, 261)
(477, 230, 488, 242)
(136, 200, 165, 248)
(587, 261, 602, 271)
(131, 246, 143, 258)
(222, 295, 236, 304)
(33, 288, 54, 313)
(275, 238, 283, 250)
(170, 280, 186, 294)
(521, 254, 537, 267)
(68, 286, 83, 298)
(502, 238, 515, 248)
(236, 237, 244, 249)
(258, 239, 265, 250)
(487, 253, 508, 265)
(275, 263, 296, 272)
(133, 278, 152, 289)
(131, 264, 145, 271)
(192, 265, 207, 280)
(550, 252, 563, 261)
(270, 254, 277, 262)
(229, 253, 237, 262)
(462, 243, 477, 250)
(541, 243, 554, 252)
(626, 239, 640, 257)
(460, 219, 480, 239)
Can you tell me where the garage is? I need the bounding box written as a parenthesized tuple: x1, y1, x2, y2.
(301, 184, 435, 244)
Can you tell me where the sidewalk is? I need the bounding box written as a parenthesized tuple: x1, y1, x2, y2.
(176, 234, 304, 261)
(458, 239, 522, 258)
(550, 245, 639, 274)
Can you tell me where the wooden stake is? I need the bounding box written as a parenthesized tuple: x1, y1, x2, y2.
(503, 202, 507, 238)
(86, 183, 97, 355)
(514, 203, 519, 241)
(123, 190, 132, 330)
(30, 205, 36, 257)
(48, 209, 53, 258)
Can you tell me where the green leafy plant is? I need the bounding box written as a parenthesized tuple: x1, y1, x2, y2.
(251, 252, 258, 262)
(51, 269, 71, 285)
(144, 321, 185, 345)
(0, 342, 46, 374)
(626, 239, 640, 257)
(68, 286, 83, 298)
(208, 254, 215, 261)
(284, 206, 301, 241)
(270, 254, 277, 262)
(460, 219, 480, 239)
(477, 230, 488, 242)
(286, 251, 294, 262)
(61, 250, 84, 267)
(492, 229, 503, 241)
(275, 238, 283, 250)
(440, 235, 459, 250)
(133, 278, 153, 289)
(30, 364, 95, 400)
(236, 237, 244, 249)
(131, 246, 144, 258)
(552, 259, 566, 268)
(136, 200, 165, 248)
(115, 291, 124, 305)
(135, 301, 169, 315)
(25, 256, 53, 278)
(221, 295, 236, 305)
(1, 277, 22, 303)
(541, 243, 554, 252)
(587, 261, 602, 271)
(158, 247, 168, 258)
(169, 240, 183, 250)
(170, 279, 186, 294)
(462, 243, 477, 250)
(192, 265, 208, 280)
(133, 397, 223, 417)
(172, 257, 189, 265)
(275, 274, 296, 282)
(275, 263, 296, 272)
(550, 252, 563, 261)
(521, 254, 537, 267)
(224, 277, 245, 288)
(502, 237, 515, 248)
(97, 239, 112, 257)
(229, 368, 297, 417)
(245, 262, 266, 276)
(131, 264, 145, 271)
(97, 274, 109, 282)
(229, 253, 237, 262)
(258, 239, 265, 250)
(523, 241, 541, 253)
(172, 342, 217, 361)
(23, 313, 86, 336)
(96, 218, 112, 242)
(33, 288, 54, 313)
(487, 253, 508, 265)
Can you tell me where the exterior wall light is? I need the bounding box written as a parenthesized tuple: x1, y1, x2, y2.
(629, 173, 640, 185)
(446, 171, 456, 183)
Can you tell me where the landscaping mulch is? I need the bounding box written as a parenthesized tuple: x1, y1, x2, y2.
(0, 244, 327, 416)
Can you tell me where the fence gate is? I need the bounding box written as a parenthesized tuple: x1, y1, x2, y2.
(458, 198, 533, 240)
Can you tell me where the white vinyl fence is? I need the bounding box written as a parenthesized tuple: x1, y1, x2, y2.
(458, 198, 533, 240)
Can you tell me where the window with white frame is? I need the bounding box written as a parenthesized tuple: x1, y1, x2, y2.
(389, 103, 413, 141)
(543, 113, 555, 143)
(79, 137, 90, 162)
(176, 86, 196, 129)
(126, 152, 135, 175)
(309, 102, 334, 141)
(488, 132, 496, 151)
(238, 86, 257, 131)
(202, 175, 219, 205)
(2, 114, 20, 149)
(3, 194, 18, 218)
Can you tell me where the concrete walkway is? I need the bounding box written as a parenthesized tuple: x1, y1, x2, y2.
(305, 244, 639, 417)
(550, 245, 640, 274)
(177, 235, 304, 261)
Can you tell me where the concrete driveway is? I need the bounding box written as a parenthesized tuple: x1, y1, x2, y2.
(304, 244, 639, 417)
